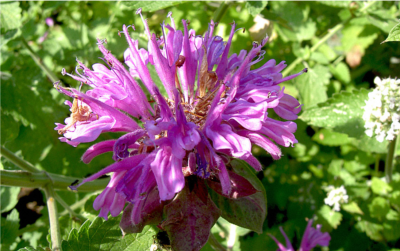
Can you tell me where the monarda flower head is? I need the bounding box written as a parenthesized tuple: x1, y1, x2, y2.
(269, 219, 331, 251)
(55, 9, 305, 251)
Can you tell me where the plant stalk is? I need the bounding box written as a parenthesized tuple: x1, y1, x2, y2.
(0, 146, 40, 173)
(385, 136, 397, 183)
(1, 170, 109, 192)
(44, 183, 62, 251)
(54, 192, 86, 222)
(212, 1, 230, 24)
(20, 37, 59, 83)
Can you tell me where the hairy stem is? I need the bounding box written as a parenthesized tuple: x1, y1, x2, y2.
(59, 193, 94, 217)
(385, 136, 397, 183)
(0, 146, 40, 173)
(282, 0, 378, 76)
(54, 192, 86, 222)
(20, 37, 59, 83)
(1, 170, 109, 192)
(44, 184, 62, 251)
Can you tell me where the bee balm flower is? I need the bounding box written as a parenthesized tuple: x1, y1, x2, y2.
(269, 219, 331, 251)
(55, 9, 305, 251)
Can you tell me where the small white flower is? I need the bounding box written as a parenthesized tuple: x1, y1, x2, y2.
(363, 77, 400, 142)
(324, 185, 349, 212)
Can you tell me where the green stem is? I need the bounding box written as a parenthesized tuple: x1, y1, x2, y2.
(282, 0, 378, 76)
(1, 170, 109, 192)
(208, 233, 226, 251)
(44, 184, 62, 251)
(375, 154, 380, 177)
(212, 1, 230, 24)
(385, 136, 397, 183)
(20, 37, 59, 83)
(59, 193, 93, 217)
(0, 146, 40, 173)
(54, 192, 86, 222)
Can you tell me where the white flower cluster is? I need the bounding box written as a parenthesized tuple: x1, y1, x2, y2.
(324, 185, 349, 211)
(363, 77, 400, 142)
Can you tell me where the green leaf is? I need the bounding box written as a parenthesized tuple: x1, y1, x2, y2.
(270, 1, 316, 42)
(121, 1, 185, 12)
(317, 1, 351, 7)
(1, 186, 20, 213)
(339, 24, 379, 54)
(368, 197, 390, 219)
(329, 62, 351, 84)
(312, 128, 351, 146)
(371, 177, 393, 195)
(294, 64, 330, 109)
(356, 220, 384, 242)
(0, 2, 22, 33)
(318, 205, 342, 229)
(62, 216, 157, 251)
(300, 89, 368, 136)
(382, 22, 400, 43)
(299, 88, 388, 153)
(1, 209, 20, 249)
(208, 159, 267, 234)
(342, 202, 364, 215)
(246, 1, 268, 17)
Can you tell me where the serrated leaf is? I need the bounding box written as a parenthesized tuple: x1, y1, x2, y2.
(318, 205, 342, 229)
(1, 186, 20, 213)
(246, 1, 268, 17)
(371, 177, 392, 195)
(368, 197, 390, 219)
(312, 128, 351, 146)
(342, 202, 364, 215)
(209, 159, 267, 234)
(295, 64, 330, 109)
(121, 1, 185, 12)
(0, 2, 22, 33)
(356, 220, 384, 242)
(62, 215, 157, 251)
(329, 62, 351, 84)
(300, 89, 368, 138)
(1, 209, 20, 249)
(340, 25, 379, 53)
(382, 22, 400, 43)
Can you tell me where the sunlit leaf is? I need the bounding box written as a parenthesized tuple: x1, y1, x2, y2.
(382, 22, 400, 43)
(246, 1, 268, 17)
(62, 216, 157, 251)
(0, 2, 22, 33)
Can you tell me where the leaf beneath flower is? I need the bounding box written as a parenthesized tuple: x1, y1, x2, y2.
(207, 171, 259, 199)
(208, 159, 267, 233)
(162, 178, 221, 251)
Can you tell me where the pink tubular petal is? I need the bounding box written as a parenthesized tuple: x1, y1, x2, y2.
(150, 146, 185, 201)
(238, 131, 282, 160)
(82, 140, 116, 164)
(71, 154, 148, 190)
(300, 220, 331, 251)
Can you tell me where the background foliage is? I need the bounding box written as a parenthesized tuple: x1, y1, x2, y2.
(1, 1, 400, 250)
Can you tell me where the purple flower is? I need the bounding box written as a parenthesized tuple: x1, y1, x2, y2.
(269, 219, 331, 251)
(56, 9, 305, 250)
